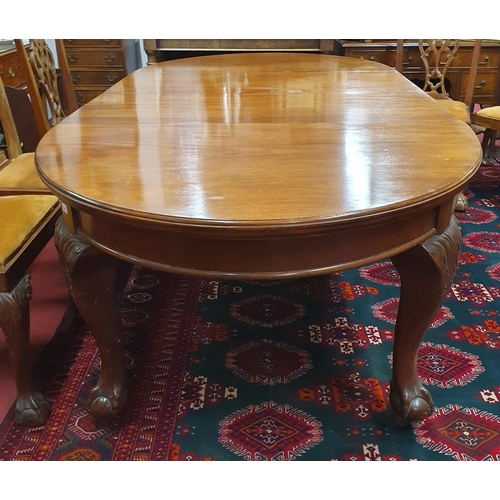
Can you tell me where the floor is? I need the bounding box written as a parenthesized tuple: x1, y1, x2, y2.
(0, 239, 71, 422)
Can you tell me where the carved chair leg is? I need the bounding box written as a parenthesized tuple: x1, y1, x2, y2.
(54, 217, 125, 426)
(390, 216, 461, 425)
(481, 129, 491, 158)
(0, 275, 50, 426)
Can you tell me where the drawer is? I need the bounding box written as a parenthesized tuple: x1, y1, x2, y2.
(0, 52, 23, 87)
(345, 49, 396, 67)
(74, 88, 107, 105)
(460, 70, 498, 98)
(399, 49, 424, 71)
(452, 49, 498, 69)
(476, 49, 498, 69)
(70, 69, 126, 86)
(66, 50, 125, 68)
(63, 39, 122, 48)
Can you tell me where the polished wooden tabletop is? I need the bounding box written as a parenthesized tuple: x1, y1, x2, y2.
(35, 53, 482, 278)
(36, 53, 481, 223)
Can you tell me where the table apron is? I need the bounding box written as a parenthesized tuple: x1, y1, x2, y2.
(61, 201, 453, 279)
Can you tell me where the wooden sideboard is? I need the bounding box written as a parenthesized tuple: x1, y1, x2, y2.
(339, 40, 500, 106)
(143, 39, 335, 64)
(63, 39, 141, 106)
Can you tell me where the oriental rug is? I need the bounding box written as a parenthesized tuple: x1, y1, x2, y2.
(2, 162, 500, 461)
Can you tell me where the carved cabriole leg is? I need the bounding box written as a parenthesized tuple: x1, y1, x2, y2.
(390, 215, 461, 424)
(54, 216, 125, 426)
(0, 275, 50, 426)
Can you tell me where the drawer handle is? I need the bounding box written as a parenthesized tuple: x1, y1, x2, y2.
(66, 39, 74, 43)
(104, 55, 116, 63)
(8, 67, 14, 78)
(104, 39, 111, 43)
(106, 75, 118, 82)
(76, 93, 83, 100)
(369, 56, 375, 61)
(475, 79, 487, 89)
(72, 75, 81, 83)
(68, 54, 79, 62)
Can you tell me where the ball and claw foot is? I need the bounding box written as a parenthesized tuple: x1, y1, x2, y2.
(86, 384, 127, 428)
(454, 192, 468, 212)
(14, 390, 50, 426)
(390, 383, 434, 427)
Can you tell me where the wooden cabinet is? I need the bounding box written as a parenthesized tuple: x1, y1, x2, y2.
(0, 42, 28, 154)
(63, 39, 141, 106)
(144, 39, 335, 64)
(0, 42, 26, 89)
(340, 40, 500, 106)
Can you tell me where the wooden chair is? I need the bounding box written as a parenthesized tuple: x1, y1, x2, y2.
(397, 39, 482, 123)
(396, 39, 483, 211)
(0, 79, 50, 195)
(0, 40, 78, 195)
(0, 75, 60, 426)
(3, 85, 39, 153)
(469, 41, 500, 159)
(14, 39, 78, 142)
(474, 112, 500, 159)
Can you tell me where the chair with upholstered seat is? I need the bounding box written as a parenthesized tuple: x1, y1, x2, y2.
(469, 41, 500, 158)
(14, 39, 77, 138)
(396, 39, 482, 125)
(0, 104, 50, 194)
(0, 40, 77, 196)
(396, 39, 483, 211)
(0, 74, 60, 426)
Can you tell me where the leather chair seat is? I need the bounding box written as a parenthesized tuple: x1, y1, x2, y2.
(0, 195, 58, 267)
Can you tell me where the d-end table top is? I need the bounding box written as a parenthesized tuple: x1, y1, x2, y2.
(33, 53, 482, 428)
(35, 52, 482, 230)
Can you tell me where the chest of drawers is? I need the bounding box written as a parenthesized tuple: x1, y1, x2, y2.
(63, 39, 141, 106)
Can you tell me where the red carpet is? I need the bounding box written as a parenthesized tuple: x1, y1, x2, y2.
(0, 239, 71, 422)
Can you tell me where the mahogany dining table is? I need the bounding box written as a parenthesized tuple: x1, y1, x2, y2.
(33, 52, 482, 427)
